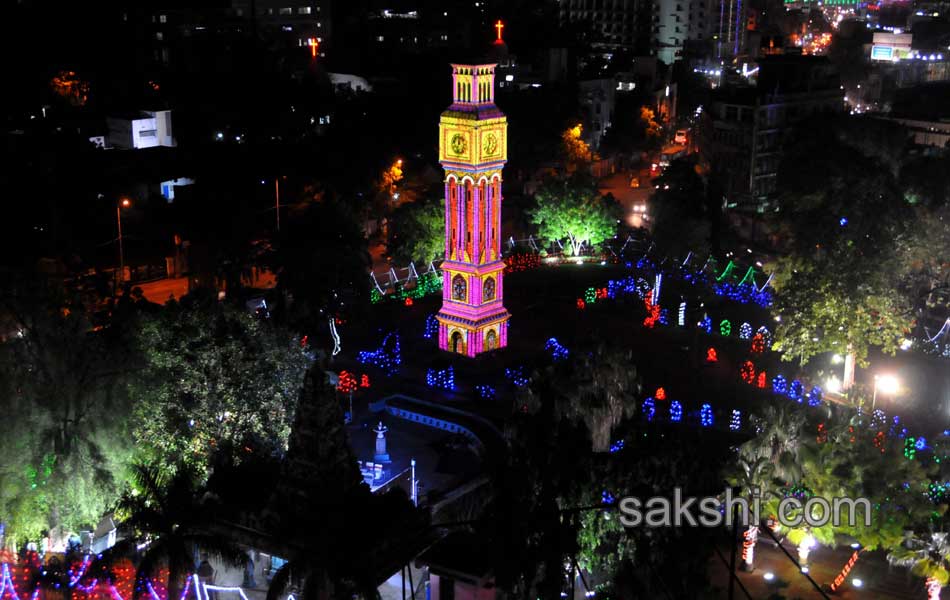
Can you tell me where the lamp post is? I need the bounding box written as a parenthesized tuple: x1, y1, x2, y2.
(116, 197, 131, 288)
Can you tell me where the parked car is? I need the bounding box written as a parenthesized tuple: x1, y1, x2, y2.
(674, 129, 688, 144)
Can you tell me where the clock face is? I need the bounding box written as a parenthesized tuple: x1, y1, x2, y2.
(450, 133, 467, 155)
(483, 133, 498, 156)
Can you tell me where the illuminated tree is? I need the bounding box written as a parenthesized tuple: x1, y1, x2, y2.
(0, 276, 135, 542)
(131, 295, 311, 473)
(528, 175, 620, 256)
(388, 196, 444, 264)
(640, 107, 661, 140)
(561, 124, 596, 164)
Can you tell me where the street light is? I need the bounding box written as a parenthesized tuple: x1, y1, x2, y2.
(873, 374, 900, 409)
(116, 197, 132, 287)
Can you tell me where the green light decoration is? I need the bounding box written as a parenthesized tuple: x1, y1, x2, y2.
(720, 319, 732, 336)
(372, 272, 443, 304)
(584, 287, 597, 304)
(716, 260, 737, 282)
(738, 267, 757, 286)
(905, 437, 916, 460)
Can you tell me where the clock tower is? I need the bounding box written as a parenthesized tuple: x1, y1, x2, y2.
(436, 63, 510, 357)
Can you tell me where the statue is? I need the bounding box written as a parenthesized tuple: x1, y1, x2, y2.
(374, 422, 391, 463)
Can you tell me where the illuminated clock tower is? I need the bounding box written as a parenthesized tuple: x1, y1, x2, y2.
(436, 63, 510, 357)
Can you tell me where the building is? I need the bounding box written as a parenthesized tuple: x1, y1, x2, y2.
(578, 78, 616, 149)
(106, 110, 176, 149)
(877, 117, 950, 147)
(698, 56, 843, 209)
(558, 0, 647, 51)
(654, 0, 715, 64)
(715, 0, 747, 59)
(436, 64, 511, 357)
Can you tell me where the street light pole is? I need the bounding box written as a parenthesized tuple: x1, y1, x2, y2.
(116, 198, 130, 288)
(275, 177, 280, 232)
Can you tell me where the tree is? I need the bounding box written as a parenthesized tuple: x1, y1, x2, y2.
(725, 456, 774, 571)
(387, 196, 444, 265)
(562, 124, 596, 165)
(528, 175, 620, 256)
(0, 276, 135, 543)
(888, 530, 950, 600)
(265, 198, 370, 329)
(112, 462, 247, 600)
(131, 294, 311, 473)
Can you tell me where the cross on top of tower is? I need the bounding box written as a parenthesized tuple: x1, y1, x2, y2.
(494, 20, 504, 43)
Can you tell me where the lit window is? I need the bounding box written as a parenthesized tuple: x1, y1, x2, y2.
(156, 32, 164, 40)
(279, 7, 293, 15)
(376, 35, 385, 42)
(159, 14, 167, 22)
(298, 6, 311, 14)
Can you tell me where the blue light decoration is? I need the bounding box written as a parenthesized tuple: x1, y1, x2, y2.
(357, 332, 402, 376)
(839, 217, 848, 227)
(476, 384, 496, 400)
(916, 436, 928, 451)
(701, 403, 714, 427)
(739, 322, 752, 340)
(788, 380, 804, 402)
(426, 366, 456, 390)
(889, 415, 902, 437)
(756, 326, 773, 349)
(807, 386, 823, 407)
(505, 367, 530, 387)
(678, 302, 687, 326)
(609, 439, 625, 453)
(670, 400, 683, 422)
(423, 314, 439, 339)
(659, 308, 669, 326)
(642, 397, 656, 421)
(545, 337, 569, 361)
(699, 314, 712, 334)
(602, 490, 617, 505)
(772, 375, 788, 395)
(712, 282, 774, 306)
(730, 409, 741, 431)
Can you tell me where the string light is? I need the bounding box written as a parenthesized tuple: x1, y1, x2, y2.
(505, 367, 530, 387)
(699, 314, 712, 334)
(773, 375, 787, 394)
(756, 326, 772, 348)
(426, 366, 456, 390)
(476, 384, 496, 399)
(643, 397, 655, 421)
(545, 337, 569, 361)
(730, 409, 741, 431)
(357, 332, 402, 375)
(740, 361, 755, 384)
(678, 302, 687, 326)
(739, 322, 752, 340)
(789, 380, 804, 402)
(655, 387, 667, 400)
(701, 403, 713, 427)
(423, 314, 439, 339)
(807, 386, 822, 407)
(720, 319, 732, 336)
(670, 400, 683, 422)
(706, 348, 718, 362)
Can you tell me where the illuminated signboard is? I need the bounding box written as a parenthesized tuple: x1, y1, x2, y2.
(871, 45, 894, 60)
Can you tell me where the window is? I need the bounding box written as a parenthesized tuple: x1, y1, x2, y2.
(452, 275, 467, 301)
(483, 277, 496, 301)
(139, 130, 157, 138)
(155, 32, 164, 40)
(485, 329, 498, 350)
(159, 14, 167, 22)
(376, 35, 385, 42)
(279, 7, 293, 15)
(298, 6, 311, 14)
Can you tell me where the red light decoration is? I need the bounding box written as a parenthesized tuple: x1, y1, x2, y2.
(505, 253, 541, 273)
(576, 299, 585, 310)
(337, 370, 358, 394)
(655, 387, 666, 401)
(360, 374, 371, 388)
(817, 423, 827, 444)
(756, 371, 767, 388)
(873, 431, 886, 454)
(739, 360, 755, 384)
(750, 333, 765, 354)
(642, 291, 660, 328)
(706, 347, 718, 362)
(404, 297, 414, 307)
(596, 287, 608, 300)
(300, 335, 308, 347)
(848, 426, 856, 444)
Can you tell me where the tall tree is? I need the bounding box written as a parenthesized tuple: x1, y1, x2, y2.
(528, 175, 620, 256)
(0, 276, 134, 543)
(387, 197, 444, 265)
(131, 294, 311, 473)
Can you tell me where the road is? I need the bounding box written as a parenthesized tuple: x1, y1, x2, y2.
(599, 171, 654, 229)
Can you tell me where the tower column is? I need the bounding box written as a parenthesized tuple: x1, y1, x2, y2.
(458, 181, 466, 259)
(444, 180, 452, 259)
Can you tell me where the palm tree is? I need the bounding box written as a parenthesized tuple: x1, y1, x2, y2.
(110, 463, 248, 600)
(727, 456, 774, 572)
(888, 531, 950, 600)
(741, 404, 806, 483)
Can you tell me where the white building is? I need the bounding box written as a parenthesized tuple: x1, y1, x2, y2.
(654, 0, 715, 65)
(106, 110, 176, 150)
